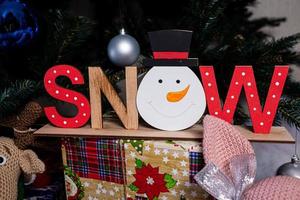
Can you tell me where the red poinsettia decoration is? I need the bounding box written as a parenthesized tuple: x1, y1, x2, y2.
(129, 159, 177, 200)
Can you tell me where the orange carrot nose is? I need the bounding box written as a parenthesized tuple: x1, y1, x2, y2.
(166, 85, 190, 102)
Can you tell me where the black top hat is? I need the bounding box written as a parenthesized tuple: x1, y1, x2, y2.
(144, 30, 198, 67)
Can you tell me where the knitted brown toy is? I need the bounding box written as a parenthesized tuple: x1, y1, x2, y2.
(0, 101, 47, 149)
(0, 137, 45, 200)
(0, 101, 43, 149)
(0, 101, 60, 190)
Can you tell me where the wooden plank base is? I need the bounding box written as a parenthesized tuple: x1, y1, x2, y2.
(34, 119, 294, 143)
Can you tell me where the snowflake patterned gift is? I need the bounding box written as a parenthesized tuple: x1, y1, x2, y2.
(80, 177, 125, 200)
(124, 140, 209, 200)
(61, 138, 208, 199)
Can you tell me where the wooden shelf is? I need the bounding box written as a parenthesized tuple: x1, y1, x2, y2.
(34, 119, 294, 143)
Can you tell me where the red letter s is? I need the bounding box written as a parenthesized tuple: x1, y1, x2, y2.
(44, 65, 90, 128)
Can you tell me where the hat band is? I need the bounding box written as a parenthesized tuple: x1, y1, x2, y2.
(153, 52, 188, 59)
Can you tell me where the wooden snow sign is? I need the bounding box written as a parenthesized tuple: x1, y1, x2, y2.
(43, 30, 289, 134)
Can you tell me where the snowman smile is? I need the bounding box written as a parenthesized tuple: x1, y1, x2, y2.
(148, 100, 195, 118)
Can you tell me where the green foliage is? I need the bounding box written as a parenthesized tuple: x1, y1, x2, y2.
(64, 165, 85, 199)
(27, 9, 98, 79)
(0, 80, 39, 120)
(128, 183, 139, 192)
(164, 173, 177, 189)
(126, 140, 144, 155)
(135, 158, 144, 169)
(278, 98, 300, 131)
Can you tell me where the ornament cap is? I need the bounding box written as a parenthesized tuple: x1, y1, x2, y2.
(291, 154, 300, 163)
(120, 28, 126, 35)
(277, 154, 300, 178)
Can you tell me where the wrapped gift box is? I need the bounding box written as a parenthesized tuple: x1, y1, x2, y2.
(61, 138, 209, 200)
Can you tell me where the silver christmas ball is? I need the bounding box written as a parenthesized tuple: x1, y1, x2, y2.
(277, 155, 300, 179)
(107, 29, 140, 66)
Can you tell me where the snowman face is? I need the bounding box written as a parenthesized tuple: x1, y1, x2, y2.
(137, 67, 206, 131)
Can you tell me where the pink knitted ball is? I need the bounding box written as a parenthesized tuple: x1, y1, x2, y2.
(202, 115, 300, 199)
(243, 176, 300, 200)
(203, 115, 254, 178)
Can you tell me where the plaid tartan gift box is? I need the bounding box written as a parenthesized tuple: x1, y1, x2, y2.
(61, 138, 210, 200)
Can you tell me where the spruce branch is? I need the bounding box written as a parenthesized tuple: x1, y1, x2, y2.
(0, 80, 39, 120)
(249, 17, 286, 31)
(262, 33, 300, 56)
(55, 16, 97, 64)
(27, 9, 97, 78)
(278, 98, 300, 130)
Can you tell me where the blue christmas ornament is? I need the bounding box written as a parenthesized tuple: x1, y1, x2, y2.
(0, 0, 39, 48)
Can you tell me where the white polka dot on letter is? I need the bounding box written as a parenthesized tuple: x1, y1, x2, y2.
(247, 82, 251, 86)
(226, 109, 230, 113)
(235, 82, 239, 85)
(267, 111, 271, 115)
(260, 122, 264, 126)
(214, 112, 218, 115)
(63, 121, 67, 125)
(242, 72, 246, 76)
(210, 97, 214, 101)
(205, 72, 209, 76)
(55, 90, 59, 94)
(278, 72, 282, 76)
(208, 83, 212, 87)
(74, 97, 78, 101)
(275, 82, 280, 86)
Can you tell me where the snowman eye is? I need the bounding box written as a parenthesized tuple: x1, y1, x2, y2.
(0, 155, 7, 166)
(176, 79, 181, 84)
(158, 79, 163, 84)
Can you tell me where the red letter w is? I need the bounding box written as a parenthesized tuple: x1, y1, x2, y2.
(199, 66, 288, 133)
